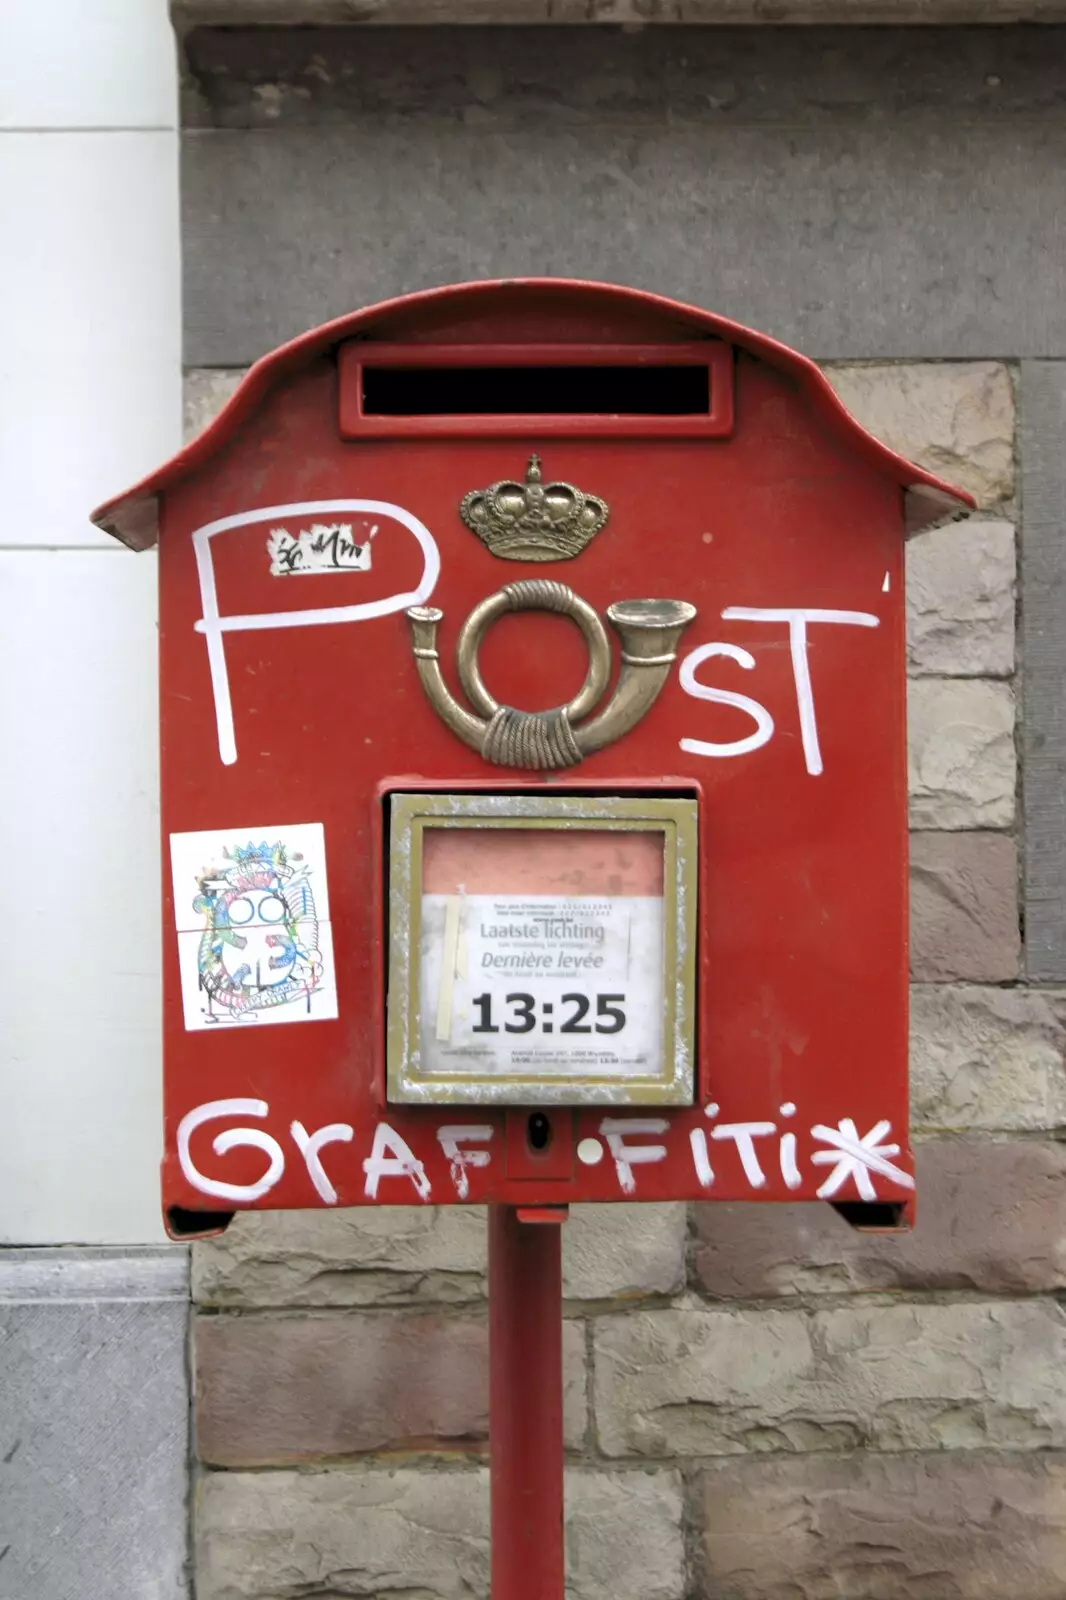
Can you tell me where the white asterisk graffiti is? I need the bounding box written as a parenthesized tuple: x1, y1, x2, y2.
(810, 1118, 916, 1201)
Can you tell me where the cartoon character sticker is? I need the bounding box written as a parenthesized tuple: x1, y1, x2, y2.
(170, 823, 338, 1030)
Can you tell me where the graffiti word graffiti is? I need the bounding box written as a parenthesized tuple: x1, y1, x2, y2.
(176, 1100, 913, 1207)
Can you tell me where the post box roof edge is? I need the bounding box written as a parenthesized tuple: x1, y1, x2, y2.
(91, 276, 974, 550)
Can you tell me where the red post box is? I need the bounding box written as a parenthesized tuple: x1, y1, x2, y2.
(93, 278, 972, 1237)
(96, 279, 973, 1600)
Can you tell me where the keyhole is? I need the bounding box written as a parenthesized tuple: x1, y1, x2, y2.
(527, 1112, 552, 1152)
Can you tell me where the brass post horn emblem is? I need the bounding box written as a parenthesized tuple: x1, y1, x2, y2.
(406, 580, 697, 770)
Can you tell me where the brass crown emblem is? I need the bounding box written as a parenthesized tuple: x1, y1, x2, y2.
(459, 455, 609, 563)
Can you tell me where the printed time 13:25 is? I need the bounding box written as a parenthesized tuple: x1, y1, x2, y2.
(470, 993, 626, 1034)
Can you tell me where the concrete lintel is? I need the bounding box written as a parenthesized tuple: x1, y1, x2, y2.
(0, 1246, 190, 1301)
(0, 1253, 190, 1599)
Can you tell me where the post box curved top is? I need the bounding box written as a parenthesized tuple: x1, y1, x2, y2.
(92, 277, 972, 549)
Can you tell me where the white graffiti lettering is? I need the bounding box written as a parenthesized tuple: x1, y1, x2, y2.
(710, 1120, 777, 1188)
(290, 1119, 354, 1205)
(177, 1098, 286, 1203)
(191, 500, 440, 766)
(678, 642, 775, 759)
(679, 605, 880, 776)
(810, 1118, 915, 1201)
(172, 1099, 915, 1208)
(436, 1125, 494, 1200)
(599, 1117, 669, 1195)
(362, 1122, 432, 1202)
(688, 1127, 715, 1188)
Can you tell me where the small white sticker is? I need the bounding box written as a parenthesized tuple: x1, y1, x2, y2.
(169, 823, 338, 1031)
(267, 522, 376, 576)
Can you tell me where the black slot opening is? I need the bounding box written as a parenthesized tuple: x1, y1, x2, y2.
(165, 1205, 235, 1239)
(527, 1112, 553, 1152)
(362, 364, 710, 417)
(830, 1200, 907, 1232)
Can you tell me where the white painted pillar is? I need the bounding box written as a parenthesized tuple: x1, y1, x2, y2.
(0, 2, 181, 1241)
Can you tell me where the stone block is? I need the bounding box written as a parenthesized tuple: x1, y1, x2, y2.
(196, 1465, 685, 1600)
(698, 1451, 1066, 1600)
(181, 121, 1066, 368)
(194, 1310, 587, 1462)
(192, 1206, 487, 1308)
(910, 983, 1066, 1132)
(693, 1139, 1066, 1298)
(906, 518, 1015, 677)
(181, 26, 1066, 131)
(593, 1299, 1066, 1458)
(183, 368, 244, 442)
(194, 1202, 685, 1308)
(564, 1471, 686, 1600)
(910, 832, 1019, 981)
(907, 678, 1015, 829)
(1020, 360, 1066, 983)
(565, 1204, 687, 1300)
(827, 363, 1014, 509)
(197, 1467, 489, 1600)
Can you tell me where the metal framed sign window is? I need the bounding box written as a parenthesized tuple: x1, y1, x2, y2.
(386, 793, 698, 1107)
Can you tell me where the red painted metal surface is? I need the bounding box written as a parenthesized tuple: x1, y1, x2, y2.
(89, 279, 974, 1235)
(93, 279, 968, 551)
(489, 1206, 565, 1600)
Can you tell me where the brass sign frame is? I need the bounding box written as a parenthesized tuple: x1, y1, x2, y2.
(386, 793, 698, 1107)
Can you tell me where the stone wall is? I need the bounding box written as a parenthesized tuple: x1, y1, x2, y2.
(182, 27, 1066, 1596)
(185, 358, 1065, 1596)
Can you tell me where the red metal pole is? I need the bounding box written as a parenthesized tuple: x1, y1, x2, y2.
(488, 1204, 566, 1600)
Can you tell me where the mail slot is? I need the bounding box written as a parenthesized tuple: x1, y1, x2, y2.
(91, 278, 971, 1236)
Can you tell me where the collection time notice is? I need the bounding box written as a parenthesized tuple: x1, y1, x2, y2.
(419, 892, 665, 1079)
